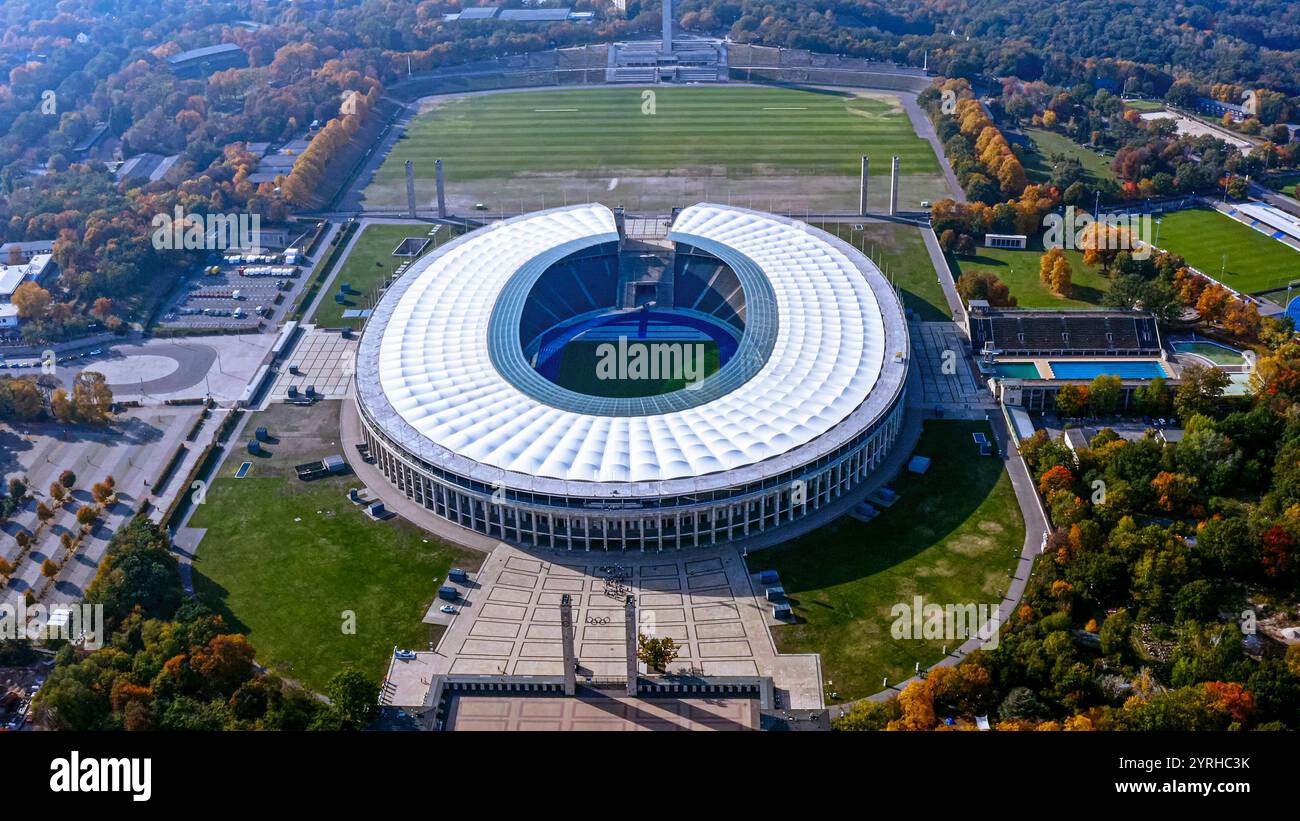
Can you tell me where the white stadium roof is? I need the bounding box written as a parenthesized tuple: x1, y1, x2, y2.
(360, 203, 904, 488)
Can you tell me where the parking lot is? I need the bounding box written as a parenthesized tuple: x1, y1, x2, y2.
(157, 251, 302, 331)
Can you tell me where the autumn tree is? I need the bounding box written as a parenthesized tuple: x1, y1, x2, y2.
(50, 388, 72, 423)
(636, 633, 679, 671)
(10, 281, 52, 319)
(956, 271, 1017, 307)
(71, 371, 113, 425)
(1040, 464, 1075, 496)
(1055, 383, 1090, 417)
(41, 558, 58, 577)
(191, 634, 257, 697)
(887, 679, 937, 731)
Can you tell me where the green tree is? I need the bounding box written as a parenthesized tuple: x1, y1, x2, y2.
(320, 669, 379, 730)
(1134, 377, 1170, 416)
(1174, 364, 1229, 420)
(1088, 375, 1122, 416)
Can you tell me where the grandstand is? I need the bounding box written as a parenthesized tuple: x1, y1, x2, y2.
(517, 244, 621, 351)
(966, 303, 1162, 358)
(726, 44, 930, 93)
(673, 246, 745, 331)
(1226, 201, 1300, 244)
(606, 39, 727, 84)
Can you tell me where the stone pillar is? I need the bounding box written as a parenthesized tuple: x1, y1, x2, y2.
(625, 594, 638, 697)
(859, 156, 869, 216)
(404, 160, 416, 219)
(560, 594, 577, 696)
(661, 0, 673, 55)
(889, 156, 900, 216)
(434, 159, 447, 219)
(613, 206, 626, 251)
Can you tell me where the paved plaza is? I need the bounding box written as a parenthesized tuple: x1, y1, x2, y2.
(264, 327, 357, 405)
(385, 542, 823, 710)
(909, 321, 991, 416)
(0, 405, 206, 605)
(2, 334, 277, 404)
(446, 691, 759, 731)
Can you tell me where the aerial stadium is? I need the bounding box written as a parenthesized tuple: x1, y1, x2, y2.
(353, 203, 910, 551)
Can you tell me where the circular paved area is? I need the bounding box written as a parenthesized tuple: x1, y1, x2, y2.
(96, 342, 216, 396)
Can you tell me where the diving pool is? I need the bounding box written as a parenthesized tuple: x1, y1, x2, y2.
(1049, 360, 1169, 379)
(993, 362, 1043, 379)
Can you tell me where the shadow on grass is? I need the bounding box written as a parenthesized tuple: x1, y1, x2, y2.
(190, 568, 251, 636)
(901, 288, 950, 321)
(756, 421, 1009, 597)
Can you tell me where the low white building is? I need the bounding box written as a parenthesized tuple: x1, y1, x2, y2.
(0, 253, 54, 327)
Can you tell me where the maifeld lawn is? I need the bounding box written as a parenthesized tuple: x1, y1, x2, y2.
(756, 420, 1025, 702)
(364, 85, 948, 211)
(1153, 207, 1300, 294)
(189, 400, 480, 692)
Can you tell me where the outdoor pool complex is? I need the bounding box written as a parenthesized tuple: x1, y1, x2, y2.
(1048, 360, 1169, 379)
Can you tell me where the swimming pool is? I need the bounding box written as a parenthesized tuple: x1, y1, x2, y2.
(1172, 341, 1246, 367)
(1048, 360, 1169, 379)
(994, 362, 1043, 379)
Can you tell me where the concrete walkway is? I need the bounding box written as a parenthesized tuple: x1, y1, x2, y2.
(920, 225, 965, 326)
(899, 91, 965, 204)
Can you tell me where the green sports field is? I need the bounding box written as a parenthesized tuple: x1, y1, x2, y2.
(552, 339, 720, 397)
(1155, 207, 1300, 294)
(365, 86, 949, 212)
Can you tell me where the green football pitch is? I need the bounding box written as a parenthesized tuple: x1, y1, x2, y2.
(364, 86, 948, 212)
(1155, 207, 1300, 295)
(551, 339, 721, 397)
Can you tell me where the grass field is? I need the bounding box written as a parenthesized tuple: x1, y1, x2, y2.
(1156, 207, 1300, 294)
(1124, 99, 1166, 113)
(949, 243, 1107, 308)
(366, 86, 948, 212)
(812, 221, 949, 320)
(190, 401, 481, 692)
(553, 339, 720, 397)
(757, 420, 1023, 702)
(1264, 172, 1300, 199)
(1020, 126, 1118, 187)
(309, 222, 451, 329)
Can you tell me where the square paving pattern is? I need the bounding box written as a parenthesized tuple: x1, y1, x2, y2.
(267, 327, 357, 403)
(446, 691, 759, 731)
(400, 544, 823, 709)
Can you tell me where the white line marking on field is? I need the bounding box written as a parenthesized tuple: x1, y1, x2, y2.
(762, 106, 808, 110)
(534, 108, 579, 112)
